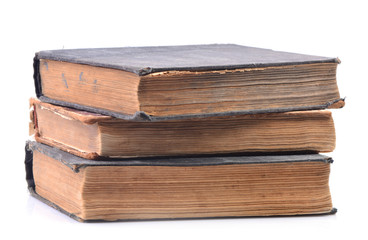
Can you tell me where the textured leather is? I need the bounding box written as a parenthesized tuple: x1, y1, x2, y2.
(34, 44, 338, 75)
(26, 141, 333, 173)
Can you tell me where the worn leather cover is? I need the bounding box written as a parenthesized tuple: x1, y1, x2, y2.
(34, 44, 339, 76)
(25, 141, 337, 222)
(27, 141, 333, 172)
(33, 44, 343, 121)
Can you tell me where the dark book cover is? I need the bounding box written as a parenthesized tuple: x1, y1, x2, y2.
(34, 44, 339, 76)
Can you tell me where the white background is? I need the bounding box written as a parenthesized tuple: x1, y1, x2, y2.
(0, 0, 366, 239)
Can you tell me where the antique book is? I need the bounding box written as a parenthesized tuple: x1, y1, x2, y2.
(30, 98, 336, 159)
(25, 141, 336, 222)
(33, 44, 344, 120)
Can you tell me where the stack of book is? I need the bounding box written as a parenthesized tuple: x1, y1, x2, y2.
(26, 44, 344, 222)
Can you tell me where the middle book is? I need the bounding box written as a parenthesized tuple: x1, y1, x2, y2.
(30, 98, 335, 160)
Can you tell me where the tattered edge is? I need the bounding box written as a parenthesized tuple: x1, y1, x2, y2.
(30, 98, 103, 160)
(34, 136, 100, 160)
(25, 141, 336, 223)
(30, 98, 112, 125)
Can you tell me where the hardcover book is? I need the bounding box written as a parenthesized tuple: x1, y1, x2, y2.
(30, 98, 336, 159)
(33, 44, 344, 120)
(26, 141, 336, 222)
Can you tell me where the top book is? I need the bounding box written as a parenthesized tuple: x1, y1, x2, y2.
(34, 44, 343, 120)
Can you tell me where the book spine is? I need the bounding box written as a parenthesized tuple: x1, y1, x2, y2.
(33, 54, 42, 98)
(25, 141, 35, 191)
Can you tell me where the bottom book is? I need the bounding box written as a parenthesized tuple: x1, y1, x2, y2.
(25, 141, 336, 222)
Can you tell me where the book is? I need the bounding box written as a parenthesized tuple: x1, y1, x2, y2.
(30, 98, 336, 159)
(25, 141, 336, 222)
(33, 44, 344, 120)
